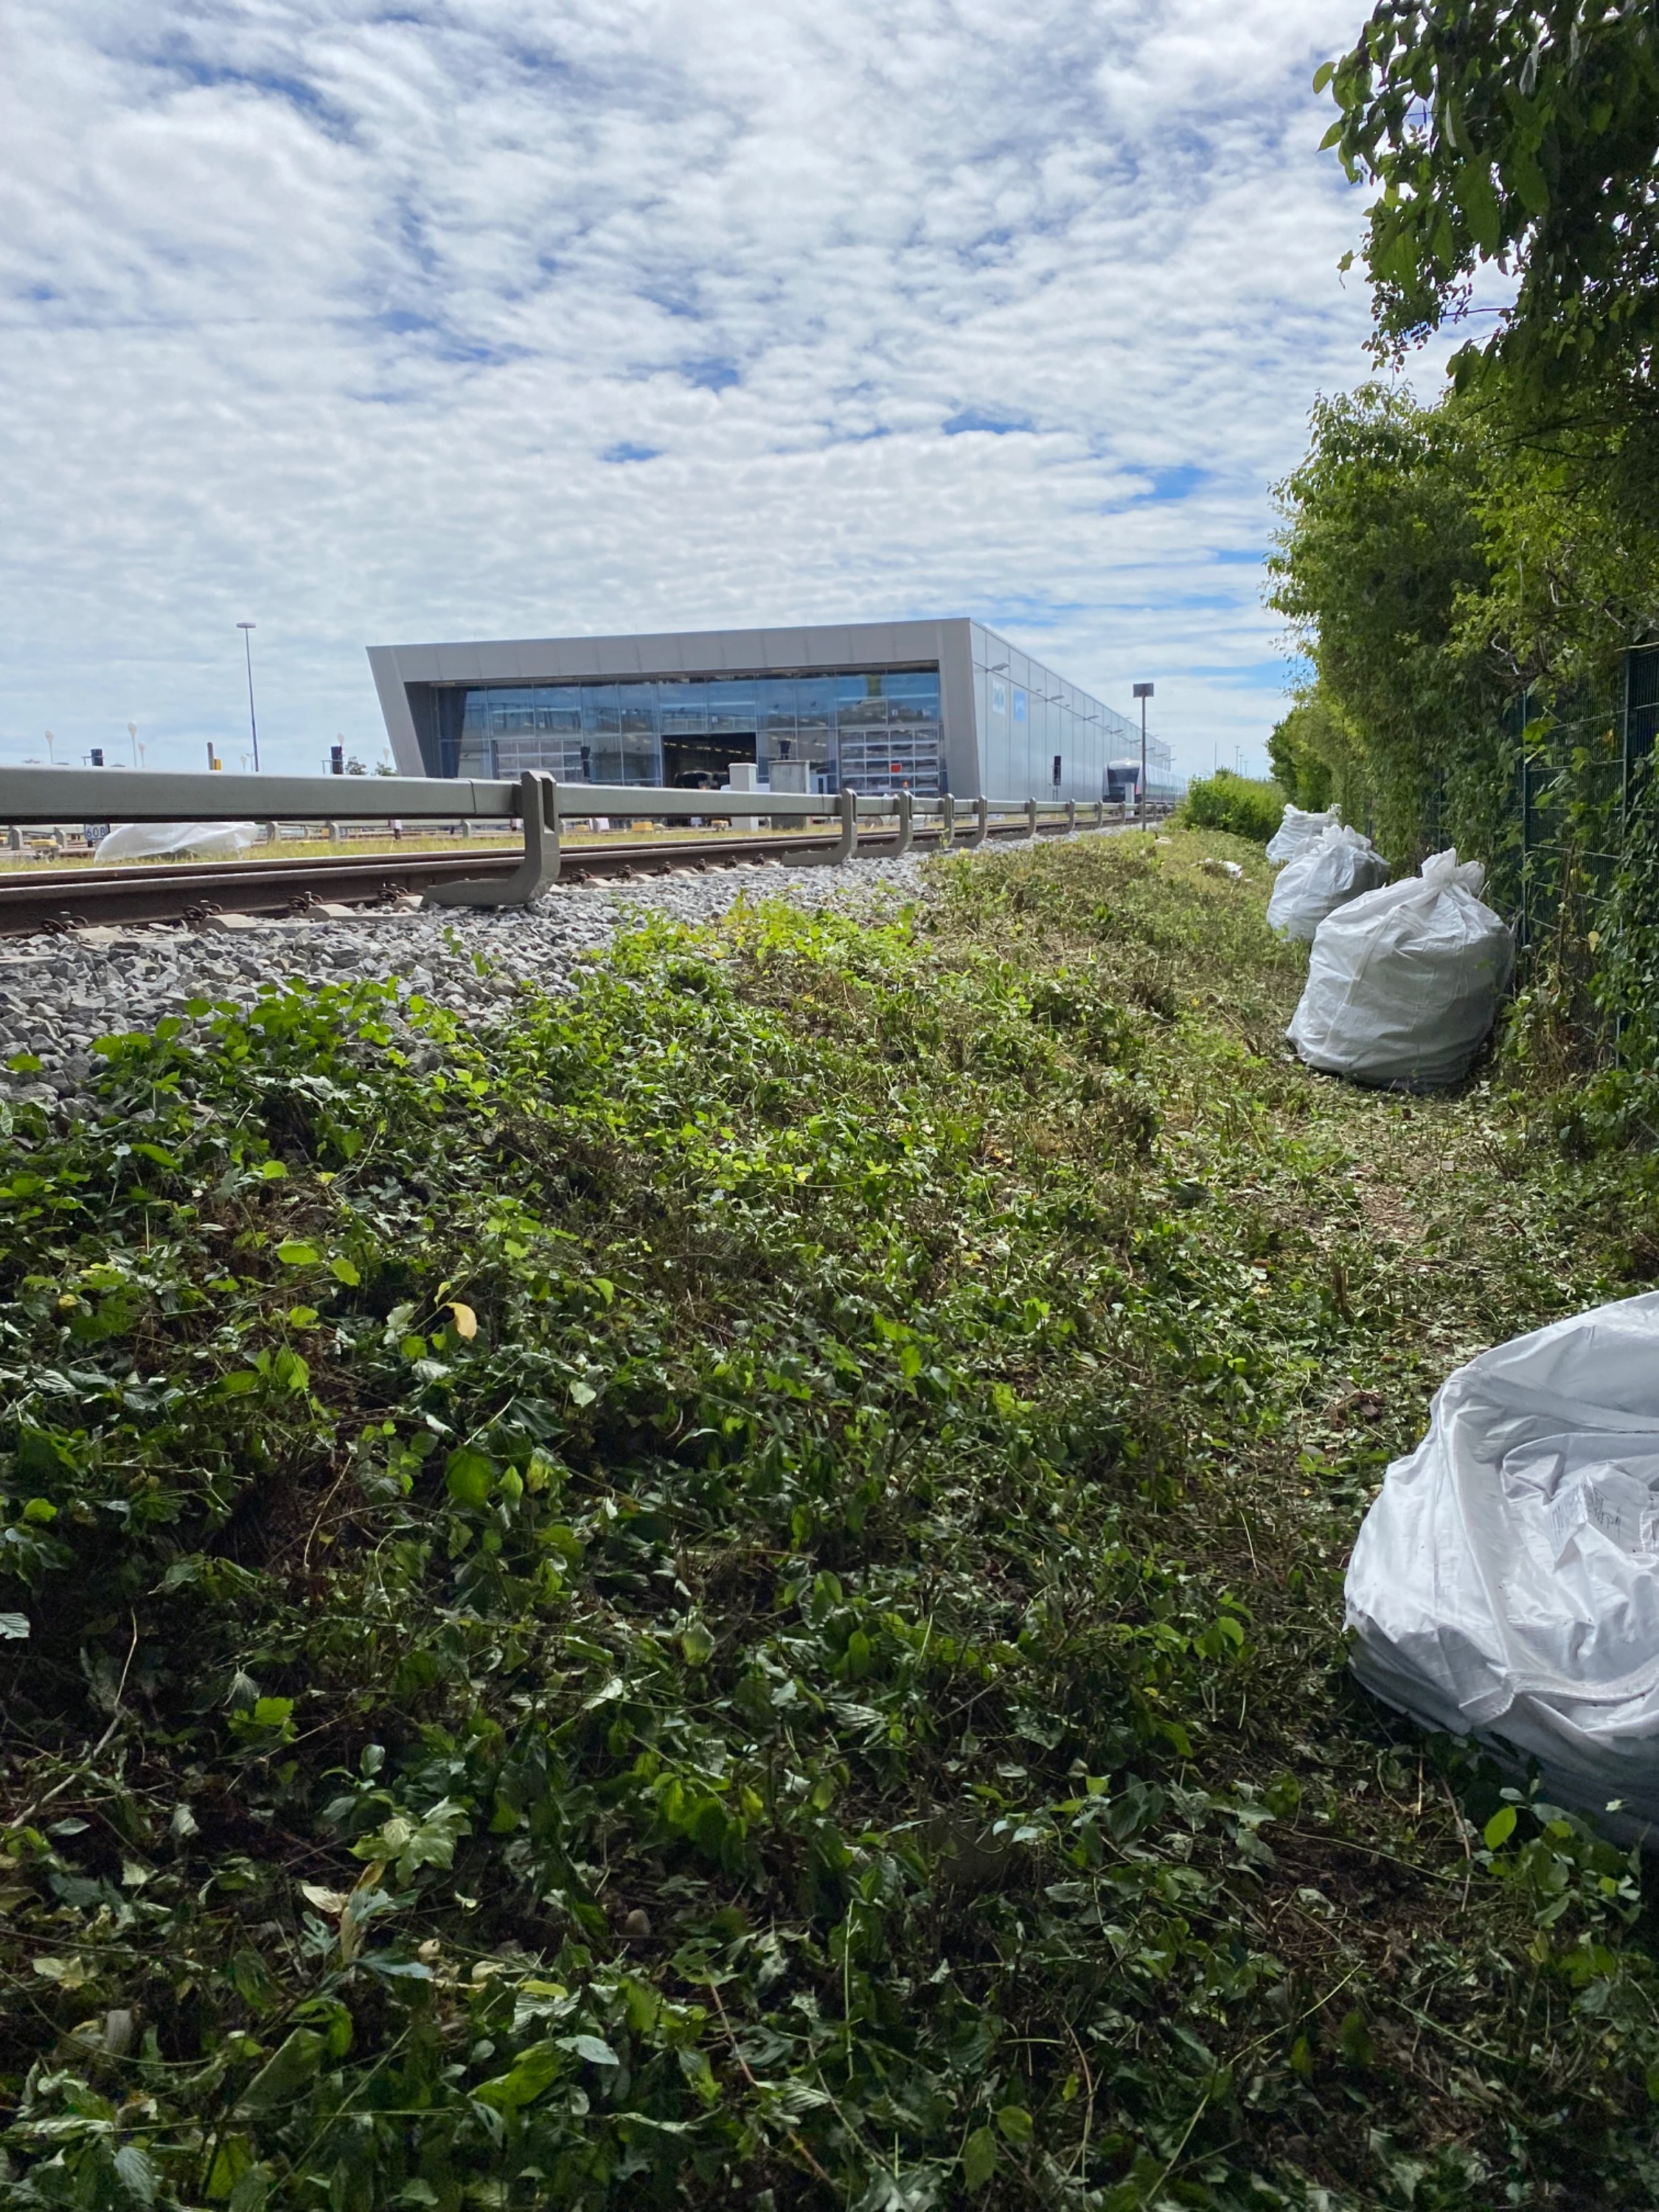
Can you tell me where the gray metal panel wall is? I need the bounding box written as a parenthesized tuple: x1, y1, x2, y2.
(366, 647, 425, 776)
(935, 621, 981, 798)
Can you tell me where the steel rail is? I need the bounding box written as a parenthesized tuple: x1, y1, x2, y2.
(0, 811, 1162, 936)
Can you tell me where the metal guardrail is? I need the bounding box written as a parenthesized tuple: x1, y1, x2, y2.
(0, 768, 1142, 908)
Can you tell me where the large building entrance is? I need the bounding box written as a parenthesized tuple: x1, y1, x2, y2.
(661, 734, 754, 788)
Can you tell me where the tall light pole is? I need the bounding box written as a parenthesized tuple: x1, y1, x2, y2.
(127, 721, 139, 768)
(1133, 682, 1154, 824)
(237, 622, 260, 772)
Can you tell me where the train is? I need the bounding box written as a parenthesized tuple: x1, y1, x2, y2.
(1106, 757, 1183, 811)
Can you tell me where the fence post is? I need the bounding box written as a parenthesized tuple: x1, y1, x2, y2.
(941, 792, 955, 846)
(965, 797, 990, 849)
(893, 790, 914, 856)
(1025, 799, 1038, 839)
(1065, 799, 1076, 836)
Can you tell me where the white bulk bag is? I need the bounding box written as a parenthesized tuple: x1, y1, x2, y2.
(1346, 1292, 1659, 1832)
(1266, 824, 1388, 942)
(95, 821, 257, 863)
(1265, 803, 1338, 864)
(1287, 848, 1512, 1089)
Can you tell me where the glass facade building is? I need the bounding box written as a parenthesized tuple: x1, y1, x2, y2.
(367, 619, 1169, 807)
(448, 667, 942, 796)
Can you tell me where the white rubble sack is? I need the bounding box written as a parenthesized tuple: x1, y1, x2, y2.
(1266, 824, 1388, 942)
(95, 822, 258, 863)
(1287, 848, 1513, 1089)
(1346, 1292, 1659, 1832)
(1265, 803, 1338, 864)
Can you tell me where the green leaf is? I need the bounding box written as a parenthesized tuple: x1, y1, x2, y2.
(1484, 1805, 1517, 1849)
(445, 1447, 495, 1509)
(330, 1256, 361, 1286)
(476, 2039, 564, 2112)
(0, 1613, 29, 1639)
(569, 1378, 597, 1407)
(963, 2127, 998, 2189)
(275, 1240, 321, 1267)
(1312, 59, 1335, 93)
(206, 2132, 255, 2201)
(286, 1306, 319, 1329)
(114, 2145, 157, 2208)
(558, 2032, 620, 2067)
(238, 2027, 323, 2112)
(228, 2166, 269, 2212)
(1337, 2008, 1374, 2067)
(681, 1621, 716, 1667)
(1504, 143, 1550, 218)
(995, 2104, 1033, 2144)
(1456, 160, 1501, 254)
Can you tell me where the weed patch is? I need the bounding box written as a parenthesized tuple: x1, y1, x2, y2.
(4, 832, 1659, 2209)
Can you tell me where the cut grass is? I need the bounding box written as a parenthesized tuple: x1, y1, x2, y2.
(3, 826, 1659, 2211)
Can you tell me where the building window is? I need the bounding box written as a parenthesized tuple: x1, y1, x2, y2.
(451, 666, 943, 792)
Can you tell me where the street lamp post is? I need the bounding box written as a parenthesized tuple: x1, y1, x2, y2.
(128, 722, 139, 768)
(237, 622, 260, 772)
(1133, 682, 1155, 825)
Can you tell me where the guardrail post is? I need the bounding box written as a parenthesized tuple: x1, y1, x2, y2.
(1094, 800, 1104, 829)
(940, 793, 955, 846)
(965, 796, 990, 849)
(894, 790, 914, 856)
(1065, 800, 1076, 835)
(1025, 799, 1038, 839)
(835, 786, 858, 864)
(425, 771, 557, 908)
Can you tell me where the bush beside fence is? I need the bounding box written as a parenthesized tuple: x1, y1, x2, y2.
(1179, 770, 1285, 844)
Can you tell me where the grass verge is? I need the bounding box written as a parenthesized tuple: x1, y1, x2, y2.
(3, 828, 1658, 2211)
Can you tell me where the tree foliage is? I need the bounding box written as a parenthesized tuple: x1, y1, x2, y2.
(1267, 384, 1511, 860)
(1266, 696, 1359, 818)
(1321, 0, 1659, 490)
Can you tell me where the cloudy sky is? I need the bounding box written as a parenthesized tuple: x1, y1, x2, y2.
(1, 0, 1389, 781)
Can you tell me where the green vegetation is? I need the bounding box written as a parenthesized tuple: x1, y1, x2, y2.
(1177, 771, 1285, 844)
(7, 832, 1659, 2210)
(1319, 1, 1659, 523)
(1283, 8, 1659, 1076)
(1266, 376, 1659, 1077)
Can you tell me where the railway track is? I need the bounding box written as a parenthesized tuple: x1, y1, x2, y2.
(0, 813, 1116, 935)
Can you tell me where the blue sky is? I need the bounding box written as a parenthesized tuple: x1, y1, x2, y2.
(0, 0, 1394, 782)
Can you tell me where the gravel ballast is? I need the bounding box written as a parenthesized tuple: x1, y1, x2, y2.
(0, 849, 942, 1110)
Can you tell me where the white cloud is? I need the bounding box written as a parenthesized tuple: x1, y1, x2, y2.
(0, 0, 1382, 779)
